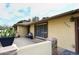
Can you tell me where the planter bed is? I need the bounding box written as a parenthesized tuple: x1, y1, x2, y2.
(0, 37, 14, 47)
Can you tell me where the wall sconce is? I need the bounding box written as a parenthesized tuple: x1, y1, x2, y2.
(70, 16, 75, 22)
(64, 16, 75, 28)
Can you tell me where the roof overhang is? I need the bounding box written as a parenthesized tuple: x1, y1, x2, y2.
(13, 9, 79, 27)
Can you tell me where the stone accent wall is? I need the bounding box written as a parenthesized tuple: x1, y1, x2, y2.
(16, 25, 28, 37)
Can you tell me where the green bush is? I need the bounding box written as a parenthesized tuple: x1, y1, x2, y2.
(0, 28, 15, 37)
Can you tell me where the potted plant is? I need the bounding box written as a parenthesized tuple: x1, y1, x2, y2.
(0, 28, 15, 47)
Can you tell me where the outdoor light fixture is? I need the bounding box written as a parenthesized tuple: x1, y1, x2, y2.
(70, 16, 75, 22)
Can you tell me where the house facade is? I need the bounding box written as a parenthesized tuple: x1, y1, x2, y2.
(13, 9, 79, 53)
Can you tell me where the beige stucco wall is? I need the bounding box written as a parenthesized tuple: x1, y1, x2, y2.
(30, 24, 34, 37)
(15, 12, 79, 52)
(28, 13, 79, 52)
(48, 15, 75, 51)
(16, 25, 28, 37)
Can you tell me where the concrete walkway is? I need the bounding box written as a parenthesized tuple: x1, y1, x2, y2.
(0, 38, 45, 48)
(14, 38, 35, 48)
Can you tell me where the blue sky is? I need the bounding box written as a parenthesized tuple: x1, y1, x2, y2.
(0, 3, 79, 26)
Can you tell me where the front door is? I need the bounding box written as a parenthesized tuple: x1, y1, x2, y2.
(75, 17, 79, 54)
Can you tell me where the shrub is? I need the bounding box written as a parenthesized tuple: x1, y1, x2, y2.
(0, 28, 15, 38)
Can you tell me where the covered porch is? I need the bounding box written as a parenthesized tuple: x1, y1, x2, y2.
(14, 19, 48, 39)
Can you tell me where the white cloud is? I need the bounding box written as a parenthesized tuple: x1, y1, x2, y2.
(0, 3, 79, 26)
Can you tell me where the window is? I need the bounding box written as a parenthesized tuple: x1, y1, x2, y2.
(35, 23, 48, 38)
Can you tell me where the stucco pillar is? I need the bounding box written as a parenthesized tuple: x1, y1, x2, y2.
(47, 38, 58, 55)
